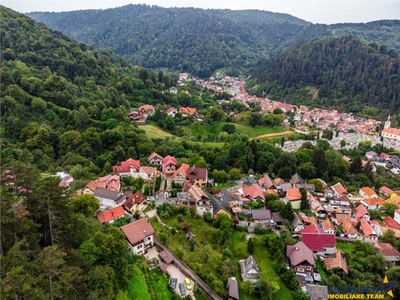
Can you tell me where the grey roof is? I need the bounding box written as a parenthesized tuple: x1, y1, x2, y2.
(291, 173, 305, 185)
(280, 183, 293, 192)
(252, 209, 271, 220)
(216, 188, 238, 204)
(292, 213, 304, 227)
(296, 183, 315, 191)
(306, 284, 328, 300)
(94, 188, 124, 201)
(228, 277, 239, 300)
(272, 212, 284, 223)
(240, 177, 257, 185)
(177, 192, 194, 203)
(208, 192, 231, 216)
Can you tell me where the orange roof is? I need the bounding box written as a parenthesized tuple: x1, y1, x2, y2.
(383, 127, 400, 136)
(321, 219, 335, 231)
(342, 155, 351, 162)
(173, 163, 189, 178)
(242, 185, 265, 200)
(363, 197, 386, 206)
(383, 216, 400, 230)
(179, 107, 197, 115)
(286, 188, 302, 201)
(97, 206, 125, 223)
(360, 219, 376, 237)
(360, 187, 376, 197)
(332, 182, 347, 195)
(85, 180, 105, 192)
(341, 219, 359, 235)
(325, 250, 348, 274)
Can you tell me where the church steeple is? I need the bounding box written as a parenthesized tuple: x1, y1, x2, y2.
(384, 114, 391, 129)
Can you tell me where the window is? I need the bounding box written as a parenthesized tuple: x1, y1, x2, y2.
(297, 267, 304, 272)
(306, 266, 312, 271)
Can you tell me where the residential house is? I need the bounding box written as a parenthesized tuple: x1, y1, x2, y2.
(96, 174, 121, 191)
(188, 185, 212, 216)
(228, 277, 239, 300)
(320, 219, 335, 235)
(169, 87, 178, 94)
(172, 163, 189, 185)
(299, 224, 336, 256)
(340, 219, 360, 240)
(94, 188, 126, 208)
(365, 151, 378, 160)
(97, 206, 125, 224)
(293, 213, 305, 232)
(186, 165, 208, 187)
(123, 192, 146, 214)
(238, 177, 257, 186)
(360, 219, 379, 242)
(258, 173, 276, 191)
(331, 182, 348, 198)
(179, 107, 197, 117)
(177, 192, 196, 210)
(369, 220, 382, 236)
(306, 284, 328, 300)
(163, 155, 177, 175)
(378, 152, 391, 161)
(239, 255, 259, 282)
(383, 216, 400, 230)
(252, 210, 272, 227)
(286, 241, 315, 280)
(133, 166, 158, 180)
(147, 152, 163, 165)
(375, 243, 400, 266)
(309, 195, 327, 218)
(387, 158, 400, 175)
(359, 187, 378, 198)
(239, 185, 265, 202)
(210, 191, 232, 218)
(291, 173, 305, 185)
(128, 110, 146, 124)
(285, 188, 302, 209)
(324, 250, 348, 274)
(361, 197, 386, 210)
(354, 204, 370, 221)
(113, 158, 141, 177)
(395, 210, 400, 225)
(379, 186, 395, 199)
(166, 106, 178, 117)
(138, 105, 155, 119)
(328, 195, 353, 216)
(120, 218, 155, 255)
(343, 155, 352, 163)
(55, 171, 74, 188)
(272, 212, 284, 226)
(82, 180, 106, 195)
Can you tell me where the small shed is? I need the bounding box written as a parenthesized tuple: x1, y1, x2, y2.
(158, 250, 174, 264)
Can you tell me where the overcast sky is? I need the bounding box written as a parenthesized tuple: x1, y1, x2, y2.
(3, 0, 399, 24)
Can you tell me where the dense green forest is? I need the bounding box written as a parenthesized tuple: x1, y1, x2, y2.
(249, 36, 400, 115)
(28, 5, 400, 77)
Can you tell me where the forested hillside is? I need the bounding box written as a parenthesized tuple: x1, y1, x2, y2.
(249, 36, 400, 115)
(28, 5, 400, 78)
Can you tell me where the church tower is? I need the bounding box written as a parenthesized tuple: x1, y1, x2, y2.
(384, 115, 391, 129)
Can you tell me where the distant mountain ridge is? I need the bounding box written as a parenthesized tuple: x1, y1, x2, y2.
(249, 36, 400, 115)
(28, 5, 400, 77)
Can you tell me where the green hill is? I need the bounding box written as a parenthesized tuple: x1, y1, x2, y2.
(249, 36, 400, 116)
(28, 5, 400, 78)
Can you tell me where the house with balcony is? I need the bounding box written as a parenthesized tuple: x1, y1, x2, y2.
(287, 241, 315, 282)
(147, 152, 163, 166)
(163, 155, 177, 175)
(113, 158, 141, 177)
(188, 185, 212, 216)
(120, 218, 155, 255)
(186, 165, 208, 187)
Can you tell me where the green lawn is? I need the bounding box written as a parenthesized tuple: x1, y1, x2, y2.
(336, 242, 356, 253)
(139, 124, 176, 139)
(315, 259, 328, 283)
(183, 122, 289, 139)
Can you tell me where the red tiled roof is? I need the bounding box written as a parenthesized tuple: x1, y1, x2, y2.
(375, 243, 400, 257)
(355, 204, 369, 219)
(380, 186, 394, 196)
(173, 163, 189, 178)
(360, 219, 376, 237)
(286, 188, 302, 201)
(383, 127, 400, 136)
(130, 192, 145, 204)
(97, 206, 125, 223)
(287, 241, 315, 267)
(301, 232, 336, 252)
(325, 250, 348, 274)
(163, 155, 177, 167)
(242, 185, 265, 200)
(378, 152, 390, 160)
(341, 219, 359, 235)
(363, 197, 386, 206)
(147, 152, 163, 162)
(113, 158, 140, 173)
(85, 180, 106, 192)
(299, 223, 324, 234)
(332, 182, 347, 195)
(120, 218, 155, 245)
(383, 216, 400, 230)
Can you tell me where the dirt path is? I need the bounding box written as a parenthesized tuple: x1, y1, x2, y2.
(253, 130, 294, 139)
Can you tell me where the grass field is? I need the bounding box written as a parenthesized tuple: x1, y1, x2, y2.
(139, 124, 176, 139)
(336, 242, 356, 253)
(125, 264, 152, 300)
(315, 259, 328, 282)
(184, 122, 288, 139)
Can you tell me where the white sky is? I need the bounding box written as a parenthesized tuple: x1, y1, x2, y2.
(2, 0, 399, 24)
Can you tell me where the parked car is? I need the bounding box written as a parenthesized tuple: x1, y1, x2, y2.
(170, 278, 177, 289)
(147, 196, 155, 201)
(184, 278, 193, 290)
(179, 283, 186, 296)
